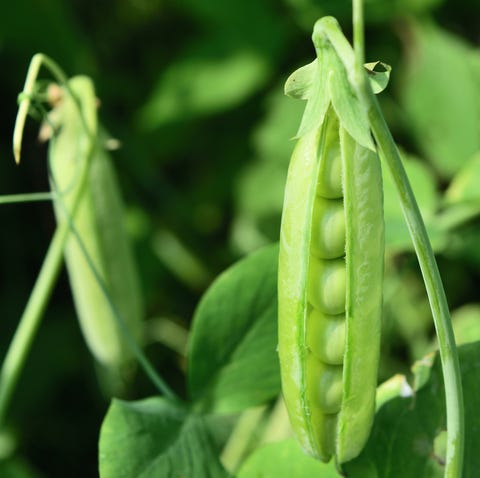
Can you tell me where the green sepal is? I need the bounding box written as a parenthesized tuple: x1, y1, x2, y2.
(365, 61, 392, 94)
(284, 60, 317, 100)
(284, 16, 375, 150)
(294, 50, 332, 138)
(329, 55, 375, 150)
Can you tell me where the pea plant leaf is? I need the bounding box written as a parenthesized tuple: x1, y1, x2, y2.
(232, 86, 304, 253)
(401, 21, 480, 178)
(137, 43, 270, 129)
(445, 153, 480, 205)
(450, 304, 480, 346)
(237, 439, 341, 478)
(187, 243, 280, 413)
(98, 397, 230, 478)
(343, 342, 480, 477)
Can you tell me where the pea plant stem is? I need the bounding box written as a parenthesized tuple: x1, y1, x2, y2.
(0, 151, 90, 427)
(0, 192, 54, 204)
(0, 233, 62, 424)
(352, 0, 365, 68)
(351, 1, 464, 476)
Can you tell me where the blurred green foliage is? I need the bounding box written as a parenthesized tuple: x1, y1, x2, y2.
(1, 0, 480, 476)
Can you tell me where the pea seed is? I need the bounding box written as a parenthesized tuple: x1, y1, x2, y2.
(308, 257, 346, 315)
(307, 309, 345, 364)
(306, 359, 343, 413)
(310, 197, 345, 259)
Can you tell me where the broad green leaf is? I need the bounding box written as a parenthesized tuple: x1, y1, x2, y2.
(237, 151, 290, 220)
(401, 21, 480, 178)
(138, 47, 270, 129)
(232, 86, 304, 254)
(344, 342, 480, 477)
(445, 152, 480, 204)
(237, 439, 340, 478)
(252, 87, 304, 161)
(233, 161, 286, 249)
(439, 153, 480, 230)
(187, 243, 280, 413)
(98, 397, 230, 478)
(382, 266, 433, 363)
(451, 304, 480, 346)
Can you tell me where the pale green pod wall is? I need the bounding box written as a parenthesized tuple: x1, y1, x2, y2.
(278, 126, 323, 458)
(49, 76, 143, 367)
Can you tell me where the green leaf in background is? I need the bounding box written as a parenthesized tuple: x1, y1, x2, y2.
(187, 243, 280, 413)
(0, 459, 43, 478)
(401, 21, 480, 178)
(252, 88, 305, 162)
(98, 397, 230, 478)
(437, 152, 480, 265)
(137, 46, 270, 129)
(344, 342, 480, 477)
(383, 151, 445, 252)
(237, 438, 340, 478)
(451, 304, 480, 346)
(382, 265, 433, 365)
(446, 153, 480, 204)
(232, 87, 304, 253)
(232, 162, 287, 252)
(432, 152, 480, 234)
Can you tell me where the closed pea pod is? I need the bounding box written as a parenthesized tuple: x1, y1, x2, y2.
(278, 17, 384, 464)
(47, 76, 144, 368)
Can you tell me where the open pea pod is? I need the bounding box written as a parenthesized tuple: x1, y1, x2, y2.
(278, 17, 384, 464)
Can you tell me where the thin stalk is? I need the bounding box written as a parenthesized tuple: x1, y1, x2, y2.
(0, 230, 64, 424)
(0, 150, 90, 426)
(351, 1, 463, 475)
(13, 53, 86, 164)
(0, 192, 54, 204)
(352, 0, 365, 67)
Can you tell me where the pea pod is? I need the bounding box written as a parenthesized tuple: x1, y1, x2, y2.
(48, 76, 144, 368)
(278, 17, 384, 463)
